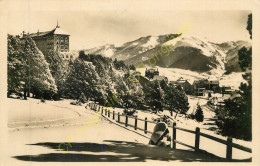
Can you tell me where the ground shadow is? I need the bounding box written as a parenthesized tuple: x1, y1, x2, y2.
(14, 140, 251, 162)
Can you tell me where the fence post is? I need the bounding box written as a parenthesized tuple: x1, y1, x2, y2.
(100, 106, 102, 114)
(195, 127, 200, 152)
(226, 137, 233, 160)
(172, 122, 176, 149)
(125, 115, 128, 127)
(144, 117, 147, 134)
(134, 116, 138, 130)
(118, 112, 120, 123)
(108, 110, 110, 118)
(101, 107, 103, 115)
(113, 111, 115, 120)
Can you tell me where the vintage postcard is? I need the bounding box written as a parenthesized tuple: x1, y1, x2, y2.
(0, 0, 259, 165)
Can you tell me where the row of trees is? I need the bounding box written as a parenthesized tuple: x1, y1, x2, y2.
(145, 80, 190, 118)
(8, 35, 190, 120)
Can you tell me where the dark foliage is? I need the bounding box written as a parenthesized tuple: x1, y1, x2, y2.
(195, 105, 204, 122)
(238, 47, 252, 71)
(247, 14, 252, 39)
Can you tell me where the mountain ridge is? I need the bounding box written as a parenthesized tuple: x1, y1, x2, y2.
(81, 34, 251, 75)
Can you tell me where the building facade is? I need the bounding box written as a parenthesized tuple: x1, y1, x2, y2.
(22, 23, 70, 56)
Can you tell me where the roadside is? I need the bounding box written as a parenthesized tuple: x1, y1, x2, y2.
(6, 97, 251, 163)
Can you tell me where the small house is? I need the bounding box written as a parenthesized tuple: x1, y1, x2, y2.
(151, 75, 168, 82)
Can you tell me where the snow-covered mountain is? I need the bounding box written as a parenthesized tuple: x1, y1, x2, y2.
(83, 44, 116, 58)
(216, 41, 251, 74)
(81, 34, 251, 75)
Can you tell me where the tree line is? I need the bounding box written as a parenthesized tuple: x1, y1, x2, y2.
(8, 38, 190, 119)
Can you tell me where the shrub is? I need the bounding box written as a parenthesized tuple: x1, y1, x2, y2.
(41, 98, 46, 103)
(208, 92, 212, 98)
(70, 100, 82, 106)
(123, 108, 136, 116)
(195, 105, 204, 122)
(187, 113, 195, 120)
(79, 92, 87, 103)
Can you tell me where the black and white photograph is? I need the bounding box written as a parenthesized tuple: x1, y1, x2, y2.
(0, 0, 259, 165)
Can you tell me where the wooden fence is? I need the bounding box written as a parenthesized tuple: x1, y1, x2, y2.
(88, 103, 252, 161)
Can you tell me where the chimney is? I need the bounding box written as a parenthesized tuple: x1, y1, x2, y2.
(37, 29, 40, 35)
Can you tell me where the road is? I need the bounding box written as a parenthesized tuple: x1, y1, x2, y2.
(2, 98, 249, 165)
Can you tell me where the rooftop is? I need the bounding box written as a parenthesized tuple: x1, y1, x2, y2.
(26, 25, 70, 38)
(152, 75, 167, 81)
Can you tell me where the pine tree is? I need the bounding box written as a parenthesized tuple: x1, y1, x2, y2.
(23, 37, 57, 99)
(238, 47, 252, 71)
(195, 104, 204, 122)
(145, 81, 164, 113)
(165, 84, 189, 118)
(7, 35, 24, 97)
(7, 35, 57, 99)
(208, 92, 212, 98)
(45, 50, 71, 99)
(65, 58, 93, 100)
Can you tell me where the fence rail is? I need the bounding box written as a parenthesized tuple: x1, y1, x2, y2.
(88, 103, 252, 160)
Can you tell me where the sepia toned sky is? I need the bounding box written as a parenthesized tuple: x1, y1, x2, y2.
(5, 0, 251, 50)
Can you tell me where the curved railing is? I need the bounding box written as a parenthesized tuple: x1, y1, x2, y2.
(88, 103, 252, 161)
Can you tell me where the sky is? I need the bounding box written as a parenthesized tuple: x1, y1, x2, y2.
(4, 0, 251, 50)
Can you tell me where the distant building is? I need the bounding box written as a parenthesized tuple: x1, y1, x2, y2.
(151, 75, 168, 82)
(204, 80, 220, 91)
(170, 77, 193, 94)
(221, 86, 235, 94)
(193, 79, 220, 95)
(145, 68, 159, 79)
(21, 22, 70, 56)
(193, 80, 205, 96)
(194, 88, 205, 96)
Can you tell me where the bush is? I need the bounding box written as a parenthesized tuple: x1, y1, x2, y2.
(195, 105, 204, 122)
(70, 100, 82, 106)
(208, 92, 212, 98)
(187, 113, 195, 120)
(41, 98, 46, 103)
(79, 92, 87, 103)
(123, 108, 136, 116)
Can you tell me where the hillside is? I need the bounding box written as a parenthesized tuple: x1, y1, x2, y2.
(82, 34, 250, 75)
(216, 41, 251, 74)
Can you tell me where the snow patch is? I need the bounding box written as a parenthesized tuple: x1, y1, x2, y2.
(142, 36, 159, 48)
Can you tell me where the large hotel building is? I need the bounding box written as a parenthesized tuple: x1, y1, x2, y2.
(22, 22, 70, 56)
